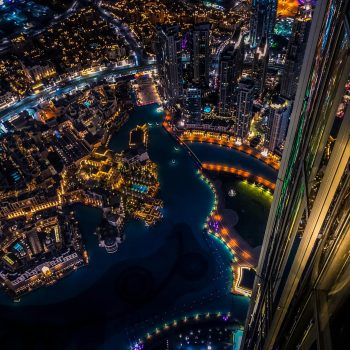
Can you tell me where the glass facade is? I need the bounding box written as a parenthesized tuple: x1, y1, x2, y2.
(242, 1, 350, 349)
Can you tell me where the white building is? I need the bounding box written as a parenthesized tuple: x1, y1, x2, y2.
(265, 95, 291, 153)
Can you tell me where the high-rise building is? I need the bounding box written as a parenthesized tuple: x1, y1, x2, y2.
(249, 0, 277, 48)
(218, 46, 236, 116)
(251, 37, 269, 98)
(234, 77, 254, 140)
(155, 25, 183, 104)
(264, 95, 291, 153)
(242, 1, 350, 349)
(192, 22, 211, 88)
(218, 35, 244, 116)
(184, 87, 202, 123)
(280, 2, 313, 100)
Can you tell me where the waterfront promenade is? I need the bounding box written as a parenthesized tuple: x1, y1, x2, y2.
(179, 130, 280, 170)
(162, 114, 277, 298)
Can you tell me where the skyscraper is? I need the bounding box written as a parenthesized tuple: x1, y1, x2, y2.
(192, 22, 211, 88)
(264, 95, 291, 153)
(251, 37, 269, 98)
(234, 77, 254, 140)
(249, 0, 277, 48)
(218, 46, 236, 116)
(242, 1, 350, 349)
(280, 2, 313, 100)
(184, 87, 202, 123)
(218, 33, 244, 116)
(155, 25, 183, 104)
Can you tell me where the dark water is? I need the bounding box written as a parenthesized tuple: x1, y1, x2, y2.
(213, 174, 272, 247)
(0, 104, 274, 349)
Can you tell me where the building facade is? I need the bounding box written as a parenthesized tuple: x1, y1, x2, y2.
(280, 2, 313, 100)
(249, 0, 277, 48)
(264, 95, 291, 153)
(155, 25, 183, 104)
(242, 1, 350, 349)
(234, 77, 254, 140)
(218, 42, 243, 116)
(192, 22, 211, 88)
(184, 87, 202, 123)
(251, 38, 269, 98)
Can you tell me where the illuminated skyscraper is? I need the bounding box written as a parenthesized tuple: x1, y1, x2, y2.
(156, 25, 183, 103)
(280, 2, 313, 100)
(192, 22, 211, 88)
(234, 77, 254, 140)
(218, 31, 244, 116)
(249, 0, 277, 48)
(251, 37, 269, 98)
(242, 1, 350, 349)
(264, 95, 291, 153)
(218, 46, 236, 116)
(184, 87, 202, 123)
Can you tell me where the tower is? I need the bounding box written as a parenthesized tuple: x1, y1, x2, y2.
(242, 1, 350, 349)
(234, 77, 254, 140)
(218, 32, 244, 116)
(184, 87, 202, 123)
(280, 2, 313, 100)
(218, 46, 236, 116)
(192, 22, 211, 88)
(264, 95, 291, 153)
(155, 25, 183, 104)
(249, 0, 277, 48)
(251, 37, 269, 98)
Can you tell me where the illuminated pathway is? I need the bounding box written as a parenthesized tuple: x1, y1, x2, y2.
(179, 130, 280, 170)
(132, 312, 241, 350)
(201, 163, 276, 191)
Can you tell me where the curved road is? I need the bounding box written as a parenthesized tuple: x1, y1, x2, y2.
(0, 0, 149, 125)
(0, 63, 156, 124)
